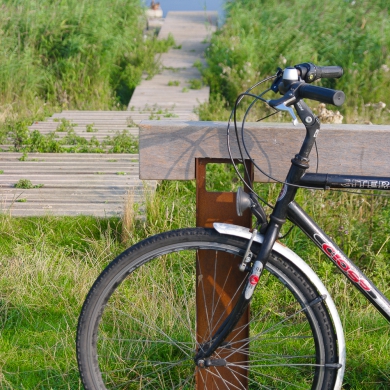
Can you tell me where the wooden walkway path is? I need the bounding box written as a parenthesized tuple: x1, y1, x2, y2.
(0, 11, 216, 217)
(29, 110, 197, 142)
(1, 153, 146, 217)
(129, 11, 217, 114)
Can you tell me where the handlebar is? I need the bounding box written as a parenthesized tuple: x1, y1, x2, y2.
(294, 63, 343, 83)
(298, 84, 345, 106)
(269, 64, 345, 108)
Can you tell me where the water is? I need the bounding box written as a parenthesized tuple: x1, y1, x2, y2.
(143, 0, 226, 19)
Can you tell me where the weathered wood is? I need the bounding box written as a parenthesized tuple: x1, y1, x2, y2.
(0, 153, 156, 217)
(52, 111, 197, 120)
(24, 110, 196, 146)
(139, 120, 390, 181)
(0, 152, 139, 161)
(24, 128, 139, 141)
(128, 11, 217, 115)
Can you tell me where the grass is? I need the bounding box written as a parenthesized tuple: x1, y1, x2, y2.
(0, 216, 124, 388)
(198, 0, 390, 125)
(14, 179, 44, 189)
(0, 0, 174, 133)
(148, 107, 179, 120)
(3, 117, 139, 154)
(1, 177, 390, 387)
(188, 79, 203, 90)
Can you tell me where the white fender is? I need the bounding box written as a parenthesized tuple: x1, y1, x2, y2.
(214, 222, 345, 390)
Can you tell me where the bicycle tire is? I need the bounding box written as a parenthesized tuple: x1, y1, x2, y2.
(77, 227, 338, 389)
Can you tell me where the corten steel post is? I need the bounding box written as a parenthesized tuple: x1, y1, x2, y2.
(195, 158, 253, 390)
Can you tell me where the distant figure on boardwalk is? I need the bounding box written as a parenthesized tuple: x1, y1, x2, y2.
(150, 1, 161, 10)
(146, 1, 163, 18)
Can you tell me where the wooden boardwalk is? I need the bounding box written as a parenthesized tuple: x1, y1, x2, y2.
(1, 153, 150, 217)
(0, 11, 215, 217)
(28, 110, 197, 142)
(129, 11, 217, 114)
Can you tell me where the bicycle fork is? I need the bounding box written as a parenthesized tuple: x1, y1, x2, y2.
(194, 218, 283, 367)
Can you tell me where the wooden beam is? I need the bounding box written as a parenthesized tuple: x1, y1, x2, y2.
(139, 120, 390, 181)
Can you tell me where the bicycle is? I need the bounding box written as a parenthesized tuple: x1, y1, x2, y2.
(76, 63, 390, 389)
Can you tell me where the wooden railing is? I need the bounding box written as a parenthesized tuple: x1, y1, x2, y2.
(139, 120, 390, 181)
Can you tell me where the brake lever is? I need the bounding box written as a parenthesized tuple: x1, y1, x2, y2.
(267, 101, 299, 126)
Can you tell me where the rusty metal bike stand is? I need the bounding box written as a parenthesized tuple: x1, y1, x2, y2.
(195, 158, 253, 390)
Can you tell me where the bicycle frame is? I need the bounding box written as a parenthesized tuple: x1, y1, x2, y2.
(266, 99, 390, 322)
(287, 196, 390, 321)
(195, 95, 390, 371)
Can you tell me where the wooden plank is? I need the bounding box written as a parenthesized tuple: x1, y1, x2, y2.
(0, 152, 157, 217)
(24, 131, 138, 141)
(139, 120, 390, 180)
(128, 11, 216, 115)
(158, 11, 218, 42)
(52, 110, 197, 116)
(2, 164, 139, 172)
(30, 124, 139, 130)
(0, 204, 129, 217)
(0, 152, 139, 160)
(50, 112, 196, 120)
(1, 188, 147, 198)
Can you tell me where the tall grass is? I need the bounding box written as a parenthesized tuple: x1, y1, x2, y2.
(0, 0, 173, 122)
(199, 0, 390, 124)
(0, 181, 196, 387)
(1, 177, 389, 387)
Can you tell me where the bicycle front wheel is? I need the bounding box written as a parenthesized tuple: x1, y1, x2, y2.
(77, 227, 338, 389)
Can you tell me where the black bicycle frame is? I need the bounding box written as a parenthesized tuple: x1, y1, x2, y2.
(287, 199, 390, 321)
(299, 173, 390, 191)
(268, 100, 390, 322)
(195, 99, 390, 363)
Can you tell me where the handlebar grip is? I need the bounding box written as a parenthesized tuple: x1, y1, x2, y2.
(298, 84, 345, 106)
(317, 66, 343, 79)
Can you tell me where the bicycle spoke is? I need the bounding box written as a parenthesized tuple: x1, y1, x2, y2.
(78, 231, 337, 389)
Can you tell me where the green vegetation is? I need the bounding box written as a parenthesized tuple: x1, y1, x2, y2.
(148, 108, 179, 119)
(0, 0, 174, 128)
(199, 0, 390, 124)
(85, 124, 97, 133)
(55, 118, 77, 133)
(14, 179, 43, 189)
(168, 80, 180, 86)
(188, 78, 203, 90)
(3, 118, 138, 154)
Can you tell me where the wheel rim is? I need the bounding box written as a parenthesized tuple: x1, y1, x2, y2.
(91, 241, 326, 389)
